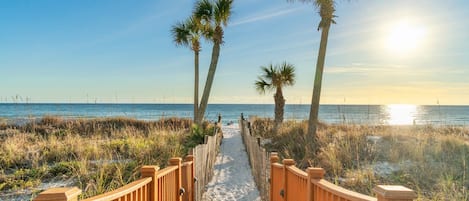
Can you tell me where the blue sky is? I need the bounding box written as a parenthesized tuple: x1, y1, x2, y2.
(1, 0, 468, 105)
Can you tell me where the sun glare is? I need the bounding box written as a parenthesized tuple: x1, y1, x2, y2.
(386, 104, 417, 125)
(385, 20, 426, 55)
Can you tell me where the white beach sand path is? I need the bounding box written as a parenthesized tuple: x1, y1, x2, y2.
(202, 124, 261, 201)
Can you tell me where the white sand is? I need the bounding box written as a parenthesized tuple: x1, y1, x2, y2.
(202, 124, 261, 201)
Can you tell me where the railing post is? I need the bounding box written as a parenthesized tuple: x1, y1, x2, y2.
(141, 165, 160, 201)
(186, 155, 195, 201)
(373, 185, 417, 201)
(170, 157, 183, 201)
(270, 152, 279, 201)
(282, 159, 295, 201)
(34, 187, 82, 201)
(307, 168, 325, 201)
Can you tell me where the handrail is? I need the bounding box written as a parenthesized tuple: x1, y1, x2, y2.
(312, 179, 376, 201)
(272, 163, 283, 169)
(269, 152, 417, 201)
(286, 165, 307, 179)
(33, 157, 191, 201)
(81, 177, 152, 201)
(156, 166, 179, 179)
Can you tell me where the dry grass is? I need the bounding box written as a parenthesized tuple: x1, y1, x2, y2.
(0, 116, 215, 199)
(250, 118, 469, 201)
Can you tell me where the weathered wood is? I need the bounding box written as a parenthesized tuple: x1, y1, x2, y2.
(239, 116, 270, 201)
(192, 121, 222, 201)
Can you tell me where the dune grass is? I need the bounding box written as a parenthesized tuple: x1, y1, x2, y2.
(250, 118, 469, 201)
(0, 116, 216, 199)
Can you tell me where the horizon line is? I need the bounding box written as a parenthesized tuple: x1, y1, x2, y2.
(0, 102, 468, 106)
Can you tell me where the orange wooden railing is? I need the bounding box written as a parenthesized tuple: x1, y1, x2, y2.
(270, 152, 417, 201)
(34, 156, 195, 201)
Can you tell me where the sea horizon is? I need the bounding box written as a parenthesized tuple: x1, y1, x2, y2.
(1, 103, 469, 126)
(2, 102, 469, 106)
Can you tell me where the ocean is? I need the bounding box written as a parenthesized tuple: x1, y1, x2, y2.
(0, 103, 468, 126)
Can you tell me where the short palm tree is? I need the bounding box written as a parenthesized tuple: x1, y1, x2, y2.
(171, 17, 202, 123)
(255, 62, 295, 128)
(288, 0, 336, 139)
(194, 0, 233, 123)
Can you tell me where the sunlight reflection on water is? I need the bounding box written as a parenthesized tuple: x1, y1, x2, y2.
(385, 104, 418, 125)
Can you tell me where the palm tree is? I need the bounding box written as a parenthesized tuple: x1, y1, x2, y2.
(171, 17, 202, 123)
(255, 62, 296, 128)
(288, 0, 336, 140)
(194, 0, 233, 123)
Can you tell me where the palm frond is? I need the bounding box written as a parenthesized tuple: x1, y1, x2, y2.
(255, 78, 271, 94)
(194, 0, 213, 27)
(214, 0, 233, 27)
(280, 62, 296, 86)
(260, 64, 274, 81)
(171, 21, 190, 47)
(255, 62, 295, 95)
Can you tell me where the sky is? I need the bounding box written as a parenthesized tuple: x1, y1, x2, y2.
(1, 0, 468, 105)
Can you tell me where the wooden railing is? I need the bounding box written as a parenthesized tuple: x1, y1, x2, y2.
(34, 156, 194, 201)
(270, 153, 418, 201)
(34, 117, 222, 201)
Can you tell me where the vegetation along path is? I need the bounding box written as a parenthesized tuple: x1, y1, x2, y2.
(202, 124, 261, 201)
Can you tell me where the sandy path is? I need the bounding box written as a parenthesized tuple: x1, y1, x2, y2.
(202, 124, 261, 201)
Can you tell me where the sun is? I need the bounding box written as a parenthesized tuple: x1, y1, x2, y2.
(385, 20, 427, 55)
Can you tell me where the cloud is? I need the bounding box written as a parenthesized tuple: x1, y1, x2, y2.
(231, 7, 302, 27)
(325, 63, 408, 74)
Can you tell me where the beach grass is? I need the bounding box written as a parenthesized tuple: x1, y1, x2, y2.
(0, 116, 216, 199)
(250, 118, 469, 201)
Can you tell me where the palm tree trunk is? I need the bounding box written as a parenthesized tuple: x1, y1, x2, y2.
(274, 87, 285, 128)
(197, 41, 221, 122)
(307, 23, 331, 142)
(194, 50, 199, 124)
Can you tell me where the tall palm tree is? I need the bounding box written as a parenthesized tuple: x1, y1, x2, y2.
(288, 0, 336, 140)
(194, 0, 233, 123)
(255, 62, 296, 128)
(171, 17, 202, 123)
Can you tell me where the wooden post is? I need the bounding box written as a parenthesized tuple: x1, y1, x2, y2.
(270, 152, 279, 201)
(34, 187, 82, 201)
(186, 155, 195, 201)
(282, 159, 295, 201)
(170, 157, 183, 201)
(141, 165, 160, 201)
(374, 185, 417, 201)
(307, 168, 325, 201)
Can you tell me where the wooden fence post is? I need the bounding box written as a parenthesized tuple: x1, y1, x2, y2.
(282, 159, 295, 201)
(141, 165, 160, 201)
(34, 187, 82, 201)
(374, 185, 417, 201)
(307, 168, 325, 201)
(270, 152, 279, 201)
(170, 157, 183, 201)
(186, 155, 195, 201)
